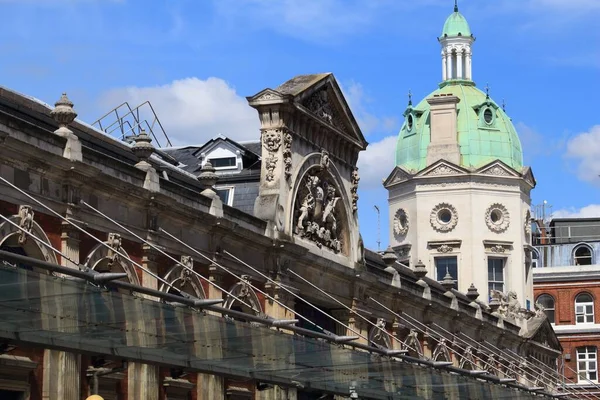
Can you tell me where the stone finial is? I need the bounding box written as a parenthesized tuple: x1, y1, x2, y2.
(381, 246, 397, 267)
(413, 259, 427, 280)
(441, 269, 455, 292)
(49, 92, 82, 161)
(50, 93, 78, 127)
(489, 296, 501, 314)
(197, 161, 218, 190)
(131, 130, 155, 164)
(466, 283, 480, 301)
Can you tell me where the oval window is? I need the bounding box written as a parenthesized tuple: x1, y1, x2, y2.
(407, 114, 414, 131)
(483, 108, 494, 124)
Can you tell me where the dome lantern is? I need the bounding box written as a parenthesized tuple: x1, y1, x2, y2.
(439, 1, 475, 82)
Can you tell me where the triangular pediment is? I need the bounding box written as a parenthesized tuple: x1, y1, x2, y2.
(286, 74, 367, 150)
(383, 166, 413, 188)
(416, 160, 469, 177)
(522, 166, 537, 188)
(246, 88, 289, 104)
(527, 318, 562, 352)
(476, 160, 520, 178)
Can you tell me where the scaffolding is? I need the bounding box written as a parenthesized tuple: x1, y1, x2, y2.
(92, 101, 173, 148)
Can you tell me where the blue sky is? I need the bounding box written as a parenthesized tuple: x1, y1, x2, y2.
(1, 0, 599, 251)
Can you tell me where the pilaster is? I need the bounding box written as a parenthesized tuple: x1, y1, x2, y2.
(127, 243, 159, 400)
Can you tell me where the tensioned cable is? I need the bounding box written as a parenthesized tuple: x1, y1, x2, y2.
(368, 297, 508, 378)
(162, 229, 364, 340)
(219, 248, 369, 342)
(471, 336, 595, 400)
(0, 176, 187, 297)
(286, 268, 416, 355)
(80, 200, 260, 315)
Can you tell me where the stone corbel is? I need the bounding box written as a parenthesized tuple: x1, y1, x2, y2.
(483, 240, 513, 254)
(427, 240, 462, 254)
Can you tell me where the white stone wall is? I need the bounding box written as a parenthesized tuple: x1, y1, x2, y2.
(389, 173, 533, 307)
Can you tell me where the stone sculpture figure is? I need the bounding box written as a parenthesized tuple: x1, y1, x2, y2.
(294, 171, 343, 253)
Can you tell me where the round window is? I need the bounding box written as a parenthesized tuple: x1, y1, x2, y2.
(483, 108, 494, 124)
(407, 114, 414, 131)
(490, 209, 503, 224)
(438, 209, 452, 224)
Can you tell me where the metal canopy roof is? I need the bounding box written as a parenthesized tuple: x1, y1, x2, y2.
(0, 260, 560, 400)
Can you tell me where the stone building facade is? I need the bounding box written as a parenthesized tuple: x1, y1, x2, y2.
(534, 217, 600, 395)
(0, 4, 576, 400)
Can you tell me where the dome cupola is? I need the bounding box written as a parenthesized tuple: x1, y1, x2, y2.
(438, 1, 476, 82)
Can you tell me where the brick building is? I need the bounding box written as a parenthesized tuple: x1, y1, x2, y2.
(534, 217, 600, 395)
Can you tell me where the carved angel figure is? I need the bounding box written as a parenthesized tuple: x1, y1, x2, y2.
(322, 185, 340, 232)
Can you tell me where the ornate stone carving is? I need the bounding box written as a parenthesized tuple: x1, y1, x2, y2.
(256, 92, 279, 101)
(319, 150, 330, 170)
(350, 168, 359, 213)
(485, 203, 510, 233)
(17, 205, 34, 245)
(303, 88, 345, 131)
(264, 154, 278, 182)
(428, 164, 458, 176)
(368, 318, 391, 349)
(106, 233, 122, 269)
(430, 203, 458, 233)
(283, 132, 293, 183)
(294, 170, 344, 253)
(490, 290, 533, 322)
(433, 338, 451, 362)
(482, 165, 510, 176)
(262, 129, 282, 152)
(437, 244, 452, 253)
(393, 208, 409, 237)
(524, 209, 532, 237)
(490, 245, 506, 253)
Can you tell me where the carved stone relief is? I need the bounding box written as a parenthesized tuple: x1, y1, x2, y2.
(524, 209, 532, 239)
(482, 166, 511, 176)
(106, 233, 122, 270)
(428, 164, 460, 176)
(485, 203, 510, 233)
(393, 208, 409, 237)
(303, 88, 345, 132)
(283, 132, 293, 184)
(368, 318, 391, 350)
(430, 203, 458, 233)
(17, 205, 34, 245)
(261, 129, 282, 182)
(293, 169, 345, 253)
(350, 168, 359, 213)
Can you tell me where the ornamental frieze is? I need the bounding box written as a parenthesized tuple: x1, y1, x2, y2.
(303, 88, 346, 132)
(294, 169, 345, 253)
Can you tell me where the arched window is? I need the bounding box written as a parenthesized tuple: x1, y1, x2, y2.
(537, 294, 555, 324)
(575, 293, 594, 324)
(574, 244, 593, 266)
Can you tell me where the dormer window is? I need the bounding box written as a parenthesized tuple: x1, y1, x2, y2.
(407, 114, 414, 131)
(209, 157, 237, 169)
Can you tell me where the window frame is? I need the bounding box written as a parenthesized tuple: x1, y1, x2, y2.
(208, 156, 238, 170)
(435, 256, 458, 289)
(536, 294, 555, 324)
(214, 186, 235, 206)
(577, 346, 598, 383)
(573, 244, 594, 266)
(487, 257, 505, 294)
(575, 293, 595, 324)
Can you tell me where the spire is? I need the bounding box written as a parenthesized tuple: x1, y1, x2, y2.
(454, 0, 458, 12)
(408, 89, 413, 106)
(485, 83, 490, 99)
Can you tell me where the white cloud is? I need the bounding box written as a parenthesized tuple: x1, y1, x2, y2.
(553, 204, 600, 219)
(341, 81, 398, 137)
(564, 125, 600, 183)
(97, 77, 260, 146)
(357, 135, 397, 189)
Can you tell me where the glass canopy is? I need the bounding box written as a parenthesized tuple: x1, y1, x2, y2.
(0, 262, 560, 399)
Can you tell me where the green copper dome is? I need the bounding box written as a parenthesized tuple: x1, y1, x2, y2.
(441, 9, 472, 37)
(396, 82, 523, 172)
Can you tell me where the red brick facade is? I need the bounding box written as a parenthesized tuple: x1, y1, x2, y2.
(535, 282, 600, 384)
